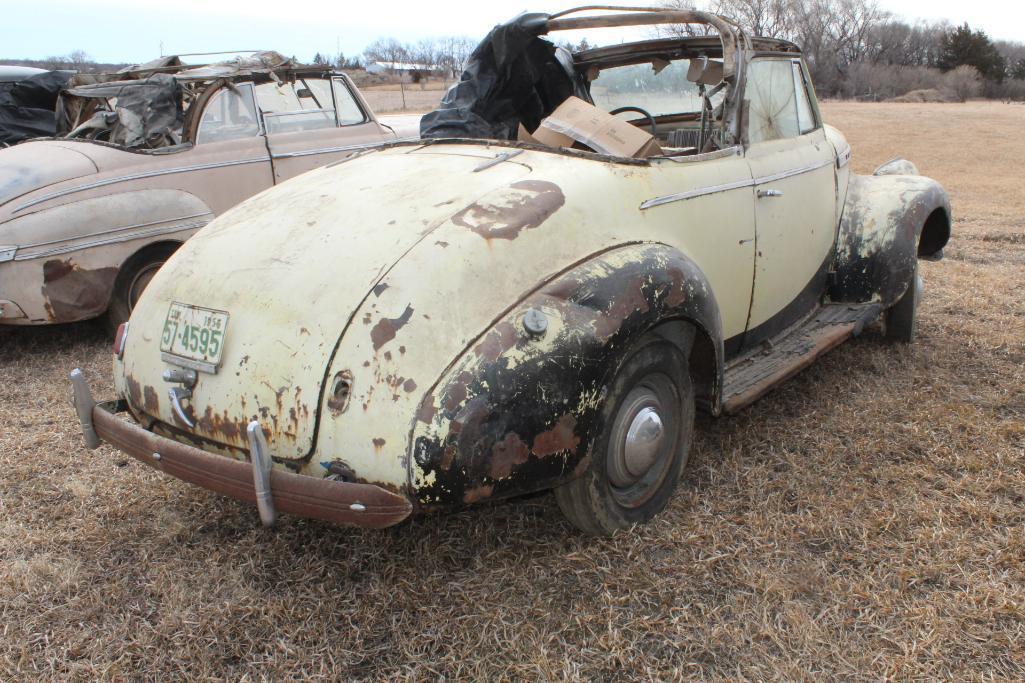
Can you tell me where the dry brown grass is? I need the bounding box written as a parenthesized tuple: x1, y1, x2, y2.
(361, 81, 448, 114)
(1, 101, 1024, 679)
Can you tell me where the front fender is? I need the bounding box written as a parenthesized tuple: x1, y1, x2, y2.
(830, 167, 951, 306)
(408, 242, 724, 508)
(0, 188, 212, 323)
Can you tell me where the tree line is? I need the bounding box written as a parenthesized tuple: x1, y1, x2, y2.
(667, 0, 1025, 100)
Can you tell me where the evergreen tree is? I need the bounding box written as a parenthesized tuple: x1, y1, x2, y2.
(938, 23, 1006, 82)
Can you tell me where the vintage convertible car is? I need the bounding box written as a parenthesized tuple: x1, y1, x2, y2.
(71, 9, 950, 535)
(0, 51, 404, 327)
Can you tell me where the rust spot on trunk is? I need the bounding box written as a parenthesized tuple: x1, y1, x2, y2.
(452, 180, 565, 240)
(125, 375, 142, 409)
(143, 386, 159, 414)
(532, 414, 581, 457)
(403, 378, 418, 393)
(370, 304, 414, 350)
(489, 432, 530, 479)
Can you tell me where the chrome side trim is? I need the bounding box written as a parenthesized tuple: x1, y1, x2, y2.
(269, 139, 415, 160)
(640, 177, 756, 210)
(753, 157, 835, 184)
(640, 157, 835, 210)
(16, 211, 212, 251)
(14, 220, 209, 261)
(14, 157, 268, 214)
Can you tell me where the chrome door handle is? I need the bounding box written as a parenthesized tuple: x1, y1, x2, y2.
(758, 189, 784, 198)
(168, 386, 194, 428)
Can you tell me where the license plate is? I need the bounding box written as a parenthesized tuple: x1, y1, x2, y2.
(160, 302, 229, 370)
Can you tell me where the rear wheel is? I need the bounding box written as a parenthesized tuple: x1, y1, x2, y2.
(885, 260, 922, 343)
(554, 333, 695, 536)
(105, 243, 179, 333)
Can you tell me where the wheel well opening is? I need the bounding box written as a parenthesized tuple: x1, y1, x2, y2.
(918, 208, 950, 258)
(651, 319, 715, 411)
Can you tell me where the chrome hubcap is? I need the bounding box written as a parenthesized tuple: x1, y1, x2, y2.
(606, 375, 678, 507)
(624, 407, 665, 478)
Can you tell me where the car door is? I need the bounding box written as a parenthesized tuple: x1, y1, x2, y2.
(258, 76, 392, 182)
(187, 82, 274, 215)
(742, 57, 837, 349)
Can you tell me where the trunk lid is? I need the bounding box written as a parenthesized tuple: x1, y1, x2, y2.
(120, 146, 531, 459)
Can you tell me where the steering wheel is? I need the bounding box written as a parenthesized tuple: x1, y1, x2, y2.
(609, 106, 658, 136)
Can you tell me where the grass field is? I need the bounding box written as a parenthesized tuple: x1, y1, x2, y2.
(1, 101, 1023, 679)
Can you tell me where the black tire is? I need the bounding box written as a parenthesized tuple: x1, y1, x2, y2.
(885, 260, 921, 343)
(554, 333, 695, 536)
(105, 243, 179, 333)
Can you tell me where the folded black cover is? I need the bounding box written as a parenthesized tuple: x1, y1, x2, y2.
(420, 13, 590, 140)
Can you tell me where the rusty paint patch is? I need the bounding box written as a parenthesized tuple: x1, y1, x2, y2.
(489, 432, 531, 479)
(143, 385, 159, 414)
(452, 179, 565, 240)
(473, 320, 520, 362)
(462, 484, 494, 504)
(416, 398, 437, 424)
(442, 371, 473, 412)
(370, 304, 414, 350)
(402, 378, 418, 393)
(40, 258, 118, 322)
(532, 414, 581, 457)
(124, 375, 142, 409)
(372, 282, 389, 297)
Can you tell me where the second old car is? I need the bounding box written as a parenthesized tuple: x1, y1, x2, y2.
(1, 51, 404, 327)
(72, 8, 950, 535)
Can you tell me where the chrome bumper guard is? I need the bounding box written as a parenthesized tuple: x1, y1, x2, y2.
(68, 369, 412, 529)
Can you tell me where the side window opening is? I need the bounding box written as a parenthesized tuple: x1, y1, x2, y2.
(744, 59, 799, 144)
(196, 84, 260, 144)
(792, 61, 817, 134)
(256, 77, 358, 134)
(332, 78, 366, 126)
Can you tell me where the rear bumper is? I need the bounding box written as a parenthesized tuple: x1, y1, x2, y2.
(70, 370, 412, 529)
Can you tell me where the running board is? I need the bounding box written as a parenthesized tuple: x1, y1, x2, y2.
(722, 303, 882, 414)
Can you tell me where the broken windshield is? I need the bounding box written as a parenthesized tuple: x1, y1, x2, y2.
(589, 59, 725, 117)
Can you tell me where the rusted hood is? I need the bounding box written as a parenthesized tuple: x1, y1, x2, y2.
(0, 141, 97, 210)
(118, 145, 534, 461)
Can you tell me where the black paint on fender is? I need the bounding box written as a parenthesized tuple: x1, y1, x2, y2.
(409, 243, 723, 509)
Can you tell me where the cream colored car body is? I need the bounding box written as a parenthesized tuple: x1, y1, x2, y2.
(88, 10, 951, 527)
(0, 62, 398, 326)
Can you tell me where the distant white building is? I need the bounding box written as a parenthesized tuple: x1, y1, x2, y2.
(366, 61, 438, 75)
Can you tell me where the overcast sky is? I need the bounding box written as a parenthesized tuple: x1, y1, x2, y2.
(2, 0, 1023, 64)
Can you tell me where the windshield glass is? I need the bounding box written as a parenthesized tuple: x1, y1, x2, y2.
(589, 59, 724, 117)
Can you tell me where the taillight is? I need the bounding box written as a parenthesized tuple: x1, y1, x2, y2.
(113, 322, 129, 359)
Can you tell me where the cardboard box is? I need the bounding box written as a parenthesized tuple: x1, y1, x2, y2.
(530, 96, 661, 158)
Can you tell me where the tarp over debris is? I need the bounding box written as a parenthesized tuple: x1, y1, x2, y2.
(420, 14, 590, 140)
(0, 70, 74, 146)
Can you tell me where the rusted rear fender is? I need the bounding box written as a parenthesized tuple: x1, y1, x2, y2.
(830, 169, 951, 306)
(409, 242, 723, 509)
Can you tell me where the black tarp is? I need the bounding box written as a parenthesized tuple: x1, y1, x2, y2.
(420, 13, 590, 140)
(0, 70, 74, 146)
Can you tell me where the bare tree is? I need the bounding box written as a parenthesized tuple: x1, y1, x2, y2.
(943, 64, 982, 102)
(363, 38, 409, 71)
